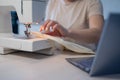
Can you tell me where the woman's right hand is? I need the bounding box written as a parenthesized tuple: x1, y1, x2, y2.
(40, 19, 69, 37)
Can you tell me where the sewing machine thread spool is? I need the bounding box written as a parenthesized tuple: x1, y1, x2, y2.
(11, 11, 19, 34)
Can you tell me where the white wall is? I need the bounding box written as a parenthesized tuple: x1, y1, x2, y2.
(101, 0, 120, 19)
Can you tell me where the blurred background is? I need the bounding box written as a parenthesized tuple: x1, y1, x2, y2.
(101, 0, 120, 19)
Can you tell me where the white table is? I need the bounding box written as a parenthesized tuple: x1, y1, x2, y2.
(0, 51, 120, 80)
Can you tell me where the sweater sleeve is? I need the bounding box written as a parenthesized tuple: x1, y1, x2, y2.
(87, 0, 103, 18)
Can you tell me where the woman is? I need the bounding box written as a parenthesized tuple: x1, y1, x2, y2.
(39, 0, 104, 50)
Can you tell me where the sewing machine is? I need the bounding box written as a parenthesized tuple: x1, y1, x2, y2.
(0, 0, 52, 54)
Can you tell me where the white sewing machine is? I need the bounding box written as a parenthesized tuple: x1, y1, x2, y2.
(0, 0, 52, 54)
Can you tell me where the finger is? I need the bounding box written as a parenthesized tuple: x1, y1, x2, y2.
(40, 19, 51, 31)
(45, 20, 57, 32)
(53, 24, 61, 33)
(43, 19, 51, 27)
(45, 24, 57, 36)
(53, 24, 62, 37)
(39, 25, 44, 31)
(53, 24, 57, 31)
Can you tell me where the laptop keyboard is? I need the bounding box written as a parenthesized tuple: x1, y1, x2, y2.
(66, 57, 94, 73)
(78, 57, 94, 68)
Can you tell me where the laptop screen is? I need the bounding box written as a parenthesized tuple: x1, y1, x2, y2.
(90, 13, 120, 76)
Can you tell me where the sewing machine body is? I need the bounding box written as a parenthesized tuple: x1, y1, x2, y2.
(0, 0, 52, 54)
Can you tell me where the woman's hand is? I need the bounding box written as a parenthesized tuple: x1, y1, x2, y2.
(40, 19, 68, 37)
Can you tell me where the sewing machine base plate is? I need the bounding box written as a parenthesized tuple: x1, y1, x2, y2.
(0, 33, 52, 54)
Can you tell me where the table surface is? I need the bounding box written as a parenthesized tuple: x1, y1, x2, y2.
(0, 50, 120, 80)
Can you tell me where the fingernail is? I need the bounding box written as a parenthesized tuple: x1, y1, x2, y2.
(50, 26, 54, 32)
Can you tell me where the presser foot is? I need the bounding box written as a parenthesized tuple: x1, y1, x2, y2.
(24, 23, 31, 38)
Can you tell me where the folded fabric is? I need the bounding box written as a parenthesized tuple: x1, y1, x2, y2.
(31, 32, 95, 54)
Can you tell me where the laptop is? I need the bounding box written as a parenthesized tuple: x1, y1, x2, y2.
(66, 13, 120, 76)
